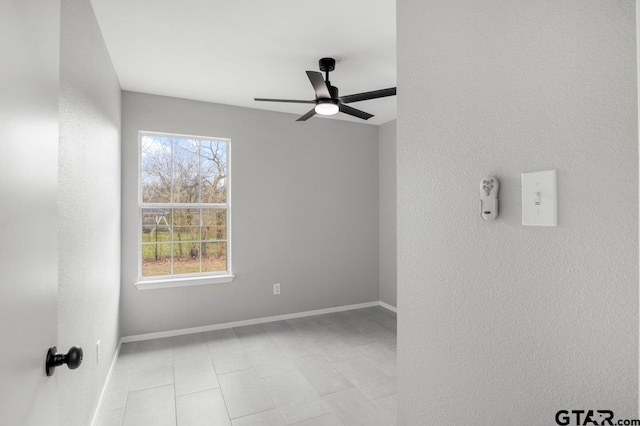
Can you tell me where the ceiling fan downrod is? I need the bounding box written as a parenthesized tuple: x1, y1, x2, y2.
(318, 57, 335, 84)
(319, 58, 338, 99)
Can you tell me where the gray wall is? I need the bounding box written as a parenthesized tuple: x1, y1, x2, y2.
(397, 0, 638, 424)
(121, 92, 379, 336)
(58, 0, 122, 424)
(379, 120, 397, 308)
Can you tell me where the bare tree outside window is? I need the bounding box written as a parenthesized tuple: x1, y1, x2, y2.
(140, 133, 230, 278)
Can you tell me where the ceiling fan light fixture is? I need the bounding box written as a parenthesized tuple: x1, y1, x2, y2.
(314, 99, 339, 115)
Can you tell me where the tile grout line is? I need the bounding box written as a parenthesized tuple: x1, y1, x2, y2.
(172, 349, 178, 426)
(209, 348, 234, 424)
(229, 406, 279, 423)
(211, 325, 263, 424)
(171, 360, 178, 425)
(324, 343, 398, 410)
(118, 353, 134, 426)
(289, 412, 334, 425)
(372, 393, 398, 424)
(258, 374, 286, 424)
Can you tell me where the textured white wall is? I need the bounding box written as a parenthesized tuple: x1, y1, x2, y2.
(58, 0, 121, 424)
(397, 0, 638, 424)
(121, 92, 379, 336)
(379, 120, 397, 307)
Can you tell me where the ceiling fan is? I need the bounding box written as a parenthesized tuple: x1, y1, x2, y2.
(254, 57, 396, 122)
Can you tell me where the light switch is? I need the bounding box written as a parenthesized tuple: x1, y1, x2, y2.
(521, 169, 557, 226)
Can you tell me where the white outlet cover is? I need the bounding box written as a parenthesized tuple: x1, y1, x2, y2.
(521, 169, 557, 226)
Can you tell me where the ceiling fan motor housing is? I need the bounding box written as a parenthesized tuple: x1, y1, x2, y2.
(319, 57, 336, 72)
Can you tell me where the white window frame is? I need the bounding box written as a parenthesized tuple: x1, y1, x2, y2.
(135, 131, 234, 290)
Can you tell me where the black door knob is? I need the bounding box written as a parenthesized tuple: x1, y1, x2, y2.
(46, 346, 83, 377)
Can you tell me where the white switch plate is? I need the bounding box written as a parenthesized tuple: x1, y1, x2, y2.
(521, 169, 557, 226)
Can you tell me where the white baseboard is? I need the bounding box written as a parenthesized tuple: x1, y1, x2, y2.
(122, 301, 381, 343)
(90, 339, 122, 426)
(379, 301, 397, 313)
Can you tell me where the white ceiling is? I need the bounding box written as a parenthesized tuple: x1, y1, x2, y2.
(90, 0, 396, 125)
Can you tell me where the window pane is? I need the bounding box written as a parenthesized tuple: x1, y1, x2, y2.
(173, 241, 200, 260)
(142, 243, 172, 276)
(201, 209, 226, 241)
(200, 140, 227, 204)
(172, 138, 200, 203)
(173, 209, 200, 242)
(202, 242, 226, 272)
(141, 135, 172, 203)
(141, 208, 172, 243)
(173, 242, 200, 274)
(173, 208, 200, 241)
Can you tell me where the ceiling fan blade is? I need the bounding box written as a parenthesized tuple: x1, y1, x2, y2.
(254, 98, 315, 104)
(306, 71, 331, 99)
(296, 108, 317, 122)
(339, 104, 374, 120)
(339, 87, 396, 104)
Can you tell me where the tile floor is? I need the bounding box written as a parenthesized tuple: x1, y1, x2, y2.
(97, 306, 397, 426)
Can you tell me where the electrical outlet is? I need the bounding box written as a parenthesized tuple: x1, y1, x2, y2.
(96, 340, 101, 364)
(273, 283, 281, 295)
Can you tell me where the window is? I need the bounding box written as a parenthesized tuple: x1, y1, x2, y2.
(138, 131, 232, 286)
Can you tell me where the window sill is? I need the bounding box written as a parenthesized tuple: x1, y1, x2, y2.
(134, 274, 235, 290)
